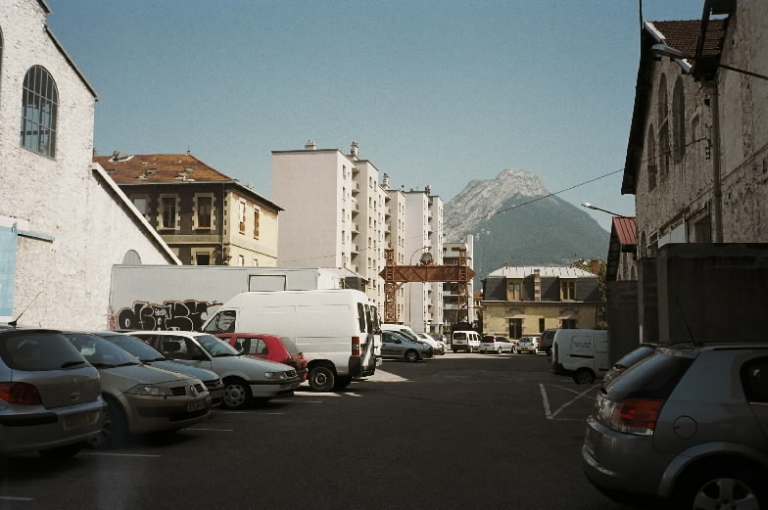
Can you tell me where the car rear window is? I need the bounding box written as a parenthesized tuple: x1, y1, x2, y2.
(613, 345, 657, 369)
(0, 331, 88, 371)
(604, 351, 694, 400)
(482, 336, 495, 342)
(280, 337, 300, 355)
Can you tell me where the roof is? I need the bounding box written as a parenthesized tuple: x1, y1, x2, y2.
(613, 216, 637, 246)
(621, 15, 729, 195)
(606, 217, 637, 282)
(94, 153, 283, 211)
(485, 266, 596, 279)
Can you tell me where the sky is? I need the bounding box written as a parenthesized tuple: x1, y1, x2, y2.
(45, 0, 706, 232)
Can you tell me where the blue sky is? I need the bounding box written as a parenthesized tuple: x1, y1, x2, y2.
(46, 0, 705, 231)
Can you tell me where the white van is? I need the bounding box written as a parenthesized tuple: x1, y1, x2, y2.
(550, 329, 609, 384)
(451, 330, 481, 353)
(201, 289, 380, 392)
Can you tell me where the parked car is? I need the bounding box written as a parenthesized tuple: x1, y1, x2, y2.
(582, 343, 768, 509)
(381, 331, 431, 362)
(601, 343, 658, 386)
(64, 332, 211, 448)
(128, 331, 301, 408)
(93, 331, 225, 407)
(0, 327, 104, 458)
(451, 330, 481, 353)
(479, 335, 514, 354)
(416, 332, 446, 355)
(517, 335, 540, 354)
(537, 329, 557, 356)
(215, 333, 309, 381)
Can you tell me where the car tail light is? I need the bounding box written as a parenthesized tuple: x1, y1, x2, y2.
(0, 382, 43, 405)
(351, 336, 361, 356)
(609, 398, 665, 436)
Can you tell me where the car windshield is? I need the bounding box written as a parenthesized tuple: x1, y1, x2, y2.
(65, 333, 141, 368)
(0, 331, 89, 371)
(97, 333, 166, 362)
(196, 334, 240, 356)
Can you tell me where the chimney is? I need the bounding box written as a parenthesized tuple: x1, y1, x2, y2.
(382, 173, 390, 189)
(533, 269, 541, 302)
(589, 260, 601, 275)
(304, 140, 317, 150)
(350, 141, 359, 159)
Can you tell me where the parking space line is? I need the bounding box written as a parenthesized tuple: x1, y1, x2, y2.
(539, 384, 552, 417)
(0, 496, 33, 501)
(549, 385, 597, 420)
(82, 452, 161, 458)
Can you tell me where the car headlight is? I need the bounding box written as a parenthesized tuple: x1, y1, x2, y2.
(264, 372, 287, 380)
(125, 384, 173, 396)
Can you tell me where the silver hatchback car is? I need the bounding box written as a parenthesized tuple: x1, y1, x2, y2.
(582, 343, 768, 509)
(0, 328, 104, 458)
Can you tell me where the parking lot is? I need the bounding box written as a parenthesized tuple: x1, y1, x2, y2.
(0, 351, 633, 510)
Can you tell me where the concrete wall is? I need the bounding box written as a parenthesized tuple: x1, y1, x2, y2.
(0, 1, 173, 329)
(606, 280, 640, 361)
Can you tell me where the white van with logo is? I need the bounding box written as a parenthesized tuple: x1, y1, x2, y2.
(451, 330, 481, 353)
(550, 329, 609, 385)
(201, 289, 380, 392)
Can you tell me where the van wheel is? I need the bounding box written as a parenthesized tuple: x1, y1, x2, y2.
(573, 368, 595, 385)
(405, 350, 419, 363)
(222, 378, 252, 410)
(309, 365, 335, 392)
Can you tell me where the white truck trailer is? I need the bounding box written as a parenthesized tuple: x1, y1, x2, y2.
(108, 265, 363, 331)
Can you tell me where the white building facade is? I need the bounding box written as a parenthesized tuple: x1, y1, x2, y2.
(272, 142, 386, 306)
(443, 235, 476, 329)
(0, 0, 177, 329)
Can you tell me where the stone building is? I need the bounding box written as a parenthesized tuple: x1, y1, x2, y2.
(0, 0, 177, 329)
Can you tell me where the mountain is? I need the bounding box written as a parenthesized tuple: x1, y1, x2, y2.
(443, 169, 609, 282)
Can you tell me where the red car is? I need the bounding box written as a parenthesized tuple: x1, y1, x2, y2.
(216, 333, 308, 381)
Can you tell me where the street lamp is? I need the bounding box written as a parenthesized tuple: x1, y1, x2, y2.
(581, 202, 626, 217)
(651, 44, 768, 82)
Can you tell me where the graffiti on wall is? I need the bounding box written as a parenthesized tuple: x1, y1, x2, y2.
(112, 300, 218, 331)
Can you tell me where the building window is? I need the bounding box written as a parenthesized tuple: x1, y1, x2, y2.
(195, 194, 213, 229)
(159, 195, 178, 229)
(507, 281, 522, 301)
(253, 258, 259, 266)
(672, 77, 686, 163)
(193, 249, 212, 265)
(508, 319, 522, 339)
(647, 124, 657, 191)
(562, 319, 577, 329)
(561, 280, 576, 301)
(238, 255, 245, 266)
(238, 201, 246, 234)
(657, 74, 670, 181)
(20, 65, 58, 158)
(131, 196, 149, 217)
(539, 318, 545, 333)
(253, 208, 260, 238)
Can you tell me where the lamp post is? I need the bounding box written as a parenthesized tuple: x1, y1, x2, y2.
(581, 202, 627, 217)
(651, 44, 768, 82)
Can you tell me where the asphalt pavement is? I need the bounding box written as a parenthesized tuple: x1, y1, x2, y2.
(0, 351, 636, 510)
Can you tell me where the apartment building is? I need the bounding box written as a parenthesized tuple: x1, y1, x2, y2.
(443, 235, 476, 329)
(271, 141, 386, 305)
(383, 175, 407, 320)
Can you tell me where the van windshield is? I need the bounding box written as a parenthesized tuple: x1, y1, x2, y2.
(203, 310, 236, 334)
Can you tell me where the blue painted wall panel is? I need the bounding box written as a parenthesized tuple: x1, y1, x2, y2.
(0, 226, 17, 317)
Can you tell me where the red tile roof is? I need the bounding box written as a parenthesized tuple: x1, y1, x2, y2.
(94, 153, 233, 184)
(612, 216, 637, 247)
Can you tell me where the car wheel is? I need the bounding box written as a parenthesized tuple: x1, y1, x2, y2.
(573, 368, 595, 385)
(497, 347, 503, 354)
(308, 365, 335, 392)
(222, 378, 252, 410)
(334, 376, 353, 390)
(674, 463, 766, 510)
(39, 442, 85, 459)
(89, 396, 127, 449)
(405, 350, 420, 363)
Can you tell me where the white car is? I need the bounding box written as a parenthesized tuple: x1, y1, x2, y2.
(128, 331, 301, 410)
(517, 336, 540, 354)
(416, 333, 446, 355)
(479, 335, 514, 354)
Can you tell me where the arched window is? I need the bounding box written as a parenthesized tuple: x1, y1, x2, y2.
(657, 74, 669, 181)
(672, 77, 686, 163)
(647, 123, 657, 191)
(20, 65, 58, 158)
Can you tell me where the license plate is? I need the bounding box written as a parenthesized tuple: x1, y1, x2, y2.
(63, 411, 98, 430)
(187, 401, 207, 412)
